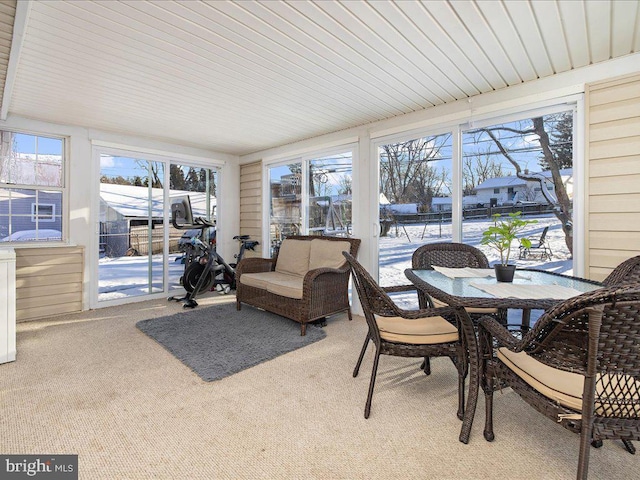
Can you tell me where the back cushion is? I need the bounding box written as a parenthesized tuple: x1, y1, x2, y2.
(309, 239, 351, 270)
(275, 239, 311, 276)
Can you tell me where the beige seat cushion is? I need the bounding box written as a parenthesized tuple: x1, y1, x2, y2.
(430, 296, 498, 315)
(263, 272, 305, 299)
(497, 348, 640, 415)
(308, 239, 351, 270)
(374, 314, 458, 345)
(275, 239, 311, 277)
(239, 271, 275, 290)
(498, 348, 584, 411)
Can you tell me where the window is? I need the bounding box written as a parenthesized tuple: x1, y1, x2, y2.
(267, 148, 353, 255)
(493, 188, 500, 194)
(0, 130, 64, 242)
(31, 203, 55, 222)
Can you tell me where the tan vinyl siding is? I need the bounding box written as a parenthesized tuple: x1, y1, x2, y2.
(15, 246, 84, 322)
(0, 1, 16, 107)
(240, 161, 262, 256)
(586, 73, 640, 281)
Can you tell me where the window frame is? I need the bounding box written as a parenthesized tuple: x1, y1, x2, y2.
(31, 202, 56, 222)
(0, 128, 67, 244)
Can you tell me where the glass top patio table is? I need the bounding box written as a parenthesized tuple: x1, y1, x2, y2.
(405, 268, 603, 312)
(404, 267, 603, 446)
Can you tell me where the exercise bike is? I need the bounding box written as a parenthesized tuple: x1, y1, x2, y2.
(168, 201, 258, 308)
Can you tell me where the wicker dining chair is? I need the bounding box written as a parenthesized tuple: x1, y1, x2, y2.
(343, 252, 473, 420)
(478, 284, 640, 480)
(412, 242, 506, 374)
(600, 255, 640, 454)
(603, 255, 640, 286)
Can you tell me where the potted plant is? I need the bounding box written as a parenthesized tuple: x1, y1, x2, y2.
(481, 212, 537, 282)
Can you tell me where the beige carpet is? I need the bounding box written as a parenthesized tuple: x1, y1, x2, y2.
(2, 293, 638, 479)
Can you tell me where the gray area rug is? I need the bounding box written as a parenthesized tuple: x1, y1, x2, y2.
(136, 303, 326, 381)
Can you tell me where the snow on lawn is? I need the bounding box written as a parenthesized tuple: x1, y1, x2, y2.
(98, 213, 572, 306)
(379, 214, 573, 311)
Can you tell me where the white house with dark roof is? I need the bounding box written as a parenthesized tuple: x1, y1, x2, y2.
(473, 169, 573, 206)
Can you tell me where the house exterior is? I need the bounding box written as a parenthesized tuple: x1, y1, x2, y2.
(99, 184, 214, 257)
(473, 169, 573, 206)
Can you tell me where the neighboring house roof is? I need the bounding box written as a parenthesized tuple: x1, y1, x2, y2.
(432, 196, 478, 206)
(475, 169, 572, 190)
(99, 184, 215, 219)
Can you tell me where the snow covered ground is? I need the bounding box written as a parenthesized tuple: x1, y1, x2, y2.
(98, 213, 571, 306)
(379, 213, 571, 312)
(379, 213, 571, 287)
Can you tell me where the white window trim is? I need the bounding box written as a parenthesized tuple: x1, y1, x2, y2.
(31, 202, 55, 222)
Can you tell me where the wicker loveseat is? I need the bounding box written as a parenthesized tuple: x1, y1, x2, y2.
(235, 235, 361, 335)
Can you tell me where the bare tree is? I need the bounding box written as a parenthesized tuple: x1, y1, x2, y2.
(480, 115, 573, 253)
(380, 135, 451, 207)
(463, 150, 505, 196)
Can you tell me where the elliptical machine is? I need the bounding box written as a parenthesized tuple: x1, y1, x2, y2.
(168, 197, 258, 308)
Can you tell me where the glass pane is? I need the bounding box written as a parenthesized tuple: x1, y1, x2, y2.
(461, 111, 573, 274)
(0, 188, 11, 240)
(378, 133, 453, 295)
(168, 164, 218, 293)
(0, 130, 18, 184)
(0, 133, 64, 187)
(269, 163, 302, 255)
(307, 152, 352, 237)
(36, 136, 63, 187)
(99, 156, 164, 301)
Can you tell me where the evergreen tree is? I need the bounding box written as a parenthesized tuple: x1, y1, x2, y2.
(540, 111, 573, 170)
(169, 165, 186, 190)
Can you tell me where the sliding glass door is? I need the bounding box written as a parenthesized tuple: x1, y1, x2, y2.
(267, 148, 353, 256)
(461, 109, 574, 273)
(98, 155, 165, 302)
(377, 132, 453, 287)
(97, 151, 218, 305)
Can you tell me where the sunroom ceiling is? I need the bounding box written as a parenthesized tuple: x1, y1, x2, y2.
(3, 0, 640, 156)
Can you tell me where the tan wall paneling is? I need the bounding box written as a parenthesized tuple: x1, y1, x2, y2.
(589, 156, 640, 177)
(0, 1, 16, 106)
(586, 73, 640, 279)
(15, 246, 84, 322)
(239, 161, 262, 256)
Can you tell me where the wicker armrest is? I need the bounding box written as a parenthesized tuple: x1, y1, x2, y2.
(478, 316, 519, 350)
(397, 305, 459, 320)
(382, 284, 418, 294)
(235, 257, 276, 275)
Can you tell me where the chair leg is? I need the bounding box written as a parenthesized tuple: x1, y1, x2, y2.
(364, 351, 381, 419)
(483, 376, 495, 441)
(577, 426, 594, 480)
(353, 335, 369, 378)
(457, 369, 465, 421)
(420, 356, 431, 375)
(347, 307, 353, 321)
(622, 439, 636, 454)
(300, 323, 306, 336)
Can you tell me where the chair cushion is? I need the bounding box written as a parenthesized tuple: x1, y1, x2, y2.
(431, 297, 498, 314)
(308, 239, 351, 270)
(275, 239, 311, 276)
(374, 314, 458, 345)
(497, 348, 640, 415)
(497, 348, 583, 411)
(264, 272, 305, 299)
(238, 271, 274, 290)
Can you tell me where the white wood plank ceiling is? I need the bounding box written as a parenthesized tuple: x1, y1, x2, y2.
(2, 0, 640, 155)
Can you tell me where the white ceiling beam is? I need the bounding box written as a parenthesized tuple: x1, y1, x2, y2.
(1, 0, 32, 120)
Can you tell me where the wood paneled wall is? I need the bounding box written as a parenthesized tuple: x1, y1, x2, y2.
(15, 246, 84, 322)
(239, 161, 263, 257)
(586, 73, 640, 281)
